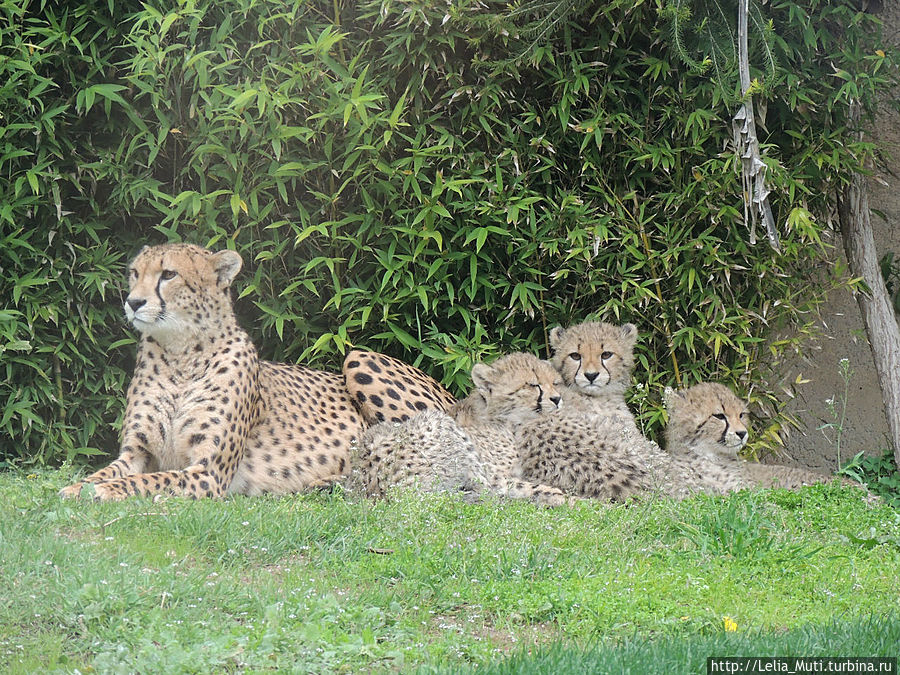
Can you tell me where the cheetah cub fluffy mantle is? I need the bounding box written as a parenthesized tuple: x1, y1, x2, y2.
(60, 243, 364, 501)
(347, 353, 573, 506)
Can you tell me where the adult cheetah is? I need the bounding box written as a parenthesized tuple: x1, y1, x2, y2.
(60, 243, 365, 501)
(347, 353, 573, 506)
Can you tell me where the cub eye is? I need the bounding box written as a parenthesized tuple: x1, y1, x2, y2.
(601, 351, 613, 360)
(160, 269, 177, 281)
(129, 268, 138, 279)
(569, 353, 581, 361)
(712, 413, 727, 421)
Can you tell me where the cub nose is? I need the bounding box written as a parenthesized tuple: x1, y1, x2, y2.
(126, 297, 147, 312)
(549, 394, 562, 407)
(736, 430, 747, 442)
(584, 371, 599, 383)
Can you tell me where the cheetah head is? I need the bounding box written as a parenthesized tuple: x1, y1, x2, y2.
(124, 243, 242, 337)
(469, 352, 563, 425)
(665, 382, 749, 460)
(549, 321, 637, 397)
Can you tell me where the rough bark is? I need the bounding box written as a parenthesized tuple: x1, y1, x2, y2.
(837, 105, 900, 467)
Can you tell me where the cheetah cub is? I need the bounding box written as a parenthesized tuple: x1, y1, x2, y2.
(347, 353, 573, 506)
(60, 243, 364, 501)
(665, 382, 870, 495)
(549, 321, 640, 432)
(516, 319, 683, 501)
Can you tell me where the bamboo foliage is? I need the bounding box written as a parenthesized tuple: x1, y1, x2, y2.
(0, 0, 895, 465)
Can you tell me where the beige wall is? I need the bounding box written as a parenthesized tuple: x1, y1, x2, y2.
(775, 2, 899, 471)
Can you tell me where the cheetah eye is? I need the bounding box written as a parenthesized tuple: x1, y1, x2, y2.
(601, 351, 614, 360)
(129, 268, 138, 279)
(569, 353, 581, 361)
(712, 413, 727, 421)
(160, 269, 177, 281)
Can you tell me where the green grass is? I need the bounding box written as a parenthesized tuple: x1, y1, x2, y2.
(1, 469, 898, 673)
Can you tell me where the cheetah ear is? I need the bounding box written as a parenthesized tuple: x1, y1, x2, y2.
(129, 245, 149, 263)
(620, 323, 638, 345)
(549, 326, 566, 350)
(213, 250, 243, 287)
(470, 363, 495, 392)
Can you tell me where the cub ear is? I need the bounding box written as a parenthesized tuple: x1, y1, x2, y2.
(664, 387, 690, 412)
(620, 323, 638, 345)
(549, 326, 566, 350)
(213, 249, 243, 287)
(470, 363, 495, 392)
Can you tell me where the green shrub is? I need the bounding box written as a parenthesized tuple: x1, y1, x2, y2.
(841, 450, 900, 509)
(0, 0, 146, 465)
(1, 0, 896, 465)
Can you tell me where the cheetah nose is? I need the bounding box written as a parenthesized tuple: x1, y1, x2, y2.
(549, 394, 562, 407)
(126, 297, 147, 312)
(584, 371, 599, 383)
(736, 430, 747, 442)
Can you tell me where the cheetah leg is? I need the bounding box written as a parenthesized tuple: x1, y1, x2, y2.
(305, 474, 346, 489)
(65, 362, 258, 500)
(59, 448, 154, 498)
(77, 464, 228, 501)
(496, 478, 578, 507)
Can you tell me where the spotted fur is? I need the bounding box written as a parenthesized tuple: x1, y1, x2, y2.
(520, 377, 867, 503)
(346, 353, 573, 506)
(343, 350, 456, 425)
(60, 243, 364, 501)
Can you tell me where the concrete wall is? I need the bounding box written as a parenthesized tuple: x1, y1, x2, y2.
(775, 2, 899, 471)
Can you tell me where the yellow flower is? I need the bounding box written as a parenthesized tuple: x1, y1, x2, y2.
(723, 616, 738, 632)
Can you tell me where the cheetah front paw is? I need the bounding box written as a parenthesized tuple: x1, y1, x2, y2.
(90, 481, 130, 502)
(59, 482, 86, 499)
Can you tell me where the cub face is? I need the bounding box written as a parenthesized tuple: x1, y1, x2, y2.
(470, 352, 563, 425)
(124, 243, 243, 336)
(665, 382, 749, 459)
(549, 321, 637, 396)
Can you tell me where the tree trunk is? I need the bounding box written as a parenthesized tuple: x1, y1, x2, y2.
(836, 109, 900, 467)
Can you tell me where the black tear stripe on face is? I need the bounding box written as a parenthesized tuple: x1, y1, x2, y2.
(691, 412, 727, 445)
(600, 342, 612, 380)
(155, 273, 167, 318)
(715, 404, 731, 444)
(571, 345, 584, 382)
